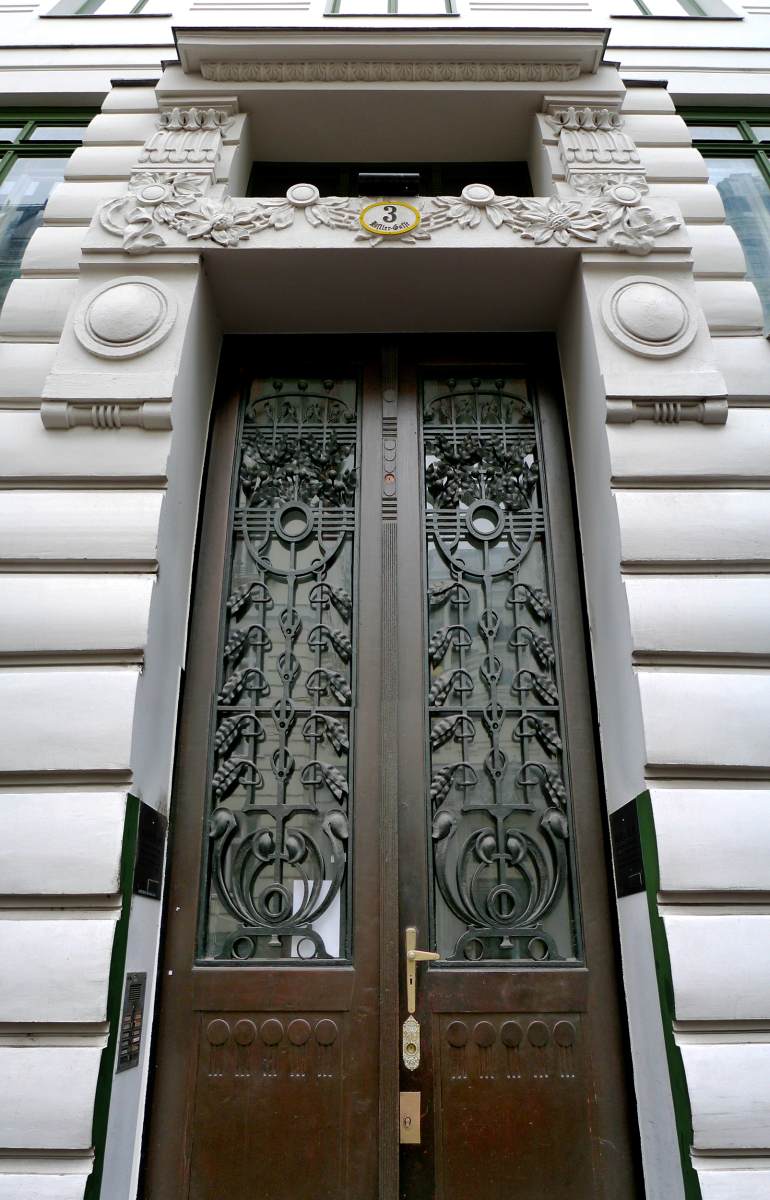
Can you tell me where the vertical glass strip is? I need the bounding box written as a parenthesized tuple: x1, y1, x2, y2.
(200, 377, 359, 963)
(422, 375, 581, 963)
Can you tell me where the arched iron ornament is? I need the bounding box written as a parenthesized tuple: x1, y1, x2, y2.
(201, 379, 358, 962)
(422, 377, 581, 963)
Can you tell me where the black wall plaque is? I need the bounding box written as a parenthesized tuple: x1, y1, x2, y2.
(133, 801, 167, 900)
(610, 799, 646, 898)
(117, 972, 146, 1073)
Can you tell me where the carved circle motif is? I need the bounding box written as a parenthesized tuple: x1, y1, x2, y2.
(315, 1018, 338, 1046)
(74, 276, 177, 360)
(501, 1020, 523, 1048)
(527, 1020, 550, 1048)
(288, 1018, 312, 1046)
(286, 182, 320, 207)
(206, 1018, 230, 1046)
(554, 1020, 576, 1048)
(234, 1019, 256, 1046)
(260, 1018, 284, 1046)
(461, 182, 496, 207)
(473, 1020, 496, 1048)
(601, 276, 696, 359)
(446, 1021, 468, 1047)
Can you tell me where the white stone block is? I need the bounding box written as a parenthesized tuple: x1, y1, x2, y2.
(0, 792, 126, 895)
(0, 1175, 88, 1200)
(81, 112, 158, 145)
(0, 668, 139, 773)
(639, 147, 709, 182)
(712, 336, 770, 401)
(617, 490, 770, 566)
(609, 410, 770, 485)
(44, 180, 126, 225)
(0, 412, 170, 484)
(0, 279, 77, 342)
(698, 1169, 770, 1200)
(637, 669, 770, 771)
(665, 915, 770, 1020)
(0, 1047, 102, 1148)
(0, 574, 154, 654)
(682, 1043, 770, 1149)
(652, 787, 770, 893)
(101, 87, 159, 114)
(623, 113, 692, 146)
(0, 491, 163, 565)
(646, 183, 725, 223)
(64, 146, 141, 181)
(696, 280, 764, 336)
(621, 87, 677, 115)
(625, 575, 770, 657)
(0, 919, 116, 1022)
(20, 226, 87, 276)
(689, 223, 747, 279)
(0, 344, 56, 403)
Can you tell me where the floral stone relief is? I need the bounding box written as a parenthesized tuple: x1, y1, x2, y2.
(99, 174, 681, 256)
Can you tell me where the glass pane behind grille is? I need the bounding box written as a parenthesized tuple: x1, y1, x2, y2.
(422, 375, 581, 963)
(200, 377, 358, 963)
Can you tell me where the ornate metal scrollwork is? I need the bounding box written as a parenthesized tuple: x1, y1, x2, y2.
(201, 378, 358, 962)
(423, 377, 580, 963)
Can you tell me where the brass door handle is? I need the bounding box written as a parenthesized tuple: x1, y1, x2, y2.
(405, 926, 439, 1015)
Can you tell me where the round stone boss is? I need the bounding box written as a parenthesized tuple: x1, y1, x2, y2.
(600, 275, 696, 359)
(74, 276, 177, 360)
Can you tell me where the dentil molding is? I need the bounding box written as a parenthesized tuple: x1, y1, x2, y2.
(200, 60, 582, 83)
(601, 275, 697, 359)
(73, 276, 177, 359)
(99, 176, 681, 256)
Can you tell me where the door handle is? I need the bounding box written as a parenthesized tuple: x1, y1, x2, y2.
(405, 926, 439, 1015)
(402, 927, 439, 1072)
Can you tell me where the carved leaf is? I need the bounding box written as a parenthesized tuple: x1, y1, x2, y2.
(428, 626, 454, 667)
(431, 715, 458, 750)
(522, 585, 552, 620)
(429, 671, 455, 706)
(211, 758, 260, 803)
(318, 763, 349, 802)
(329, 586, 352, 620)
(327, 628, 352, 663)
(533, 719, 562, 756)
(326, 670, 352, 706)
(542, 768, 568, 808)
(214, 715, 245, 757)
(532, 674, 559, 705)
(530, 634, 556, 670)
(430, 766, 455, 808)
(324, 715, 349, 756)
(223, 628, 249, 664)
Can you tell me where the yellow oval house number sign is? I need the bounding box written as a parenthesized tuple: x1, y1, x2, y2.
(359, 200, 421, 237)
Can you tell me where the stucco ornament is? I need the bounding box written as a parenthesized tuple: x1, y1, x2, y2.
(601, 275, 697, 358)
(99, 178, 680, 256)
(73, 276, 177, 359)
(139, 107, 233, 166)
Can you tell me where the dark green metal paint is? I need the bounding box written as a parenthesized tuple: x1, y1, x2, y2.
(635, 790, 702, 1200)
(85, 793, 141, 1200)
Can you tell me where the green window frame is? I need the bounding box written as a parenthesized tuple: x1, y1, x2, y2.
(683, 109, 770, 333)
(0, 109, 95, 312)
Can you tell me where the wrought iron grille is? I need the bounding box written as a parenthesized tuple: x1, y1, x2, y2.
(422, 375, 581, 963)
(200, 377, 358, 962)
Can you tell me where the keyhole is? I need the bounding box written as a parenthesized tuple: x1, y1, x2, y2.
(403, 1115, 412, 1128)
(406, 1042, 417, 1055)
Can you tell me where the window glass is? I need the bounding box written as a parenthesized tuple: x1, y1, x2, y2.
(688, 124, 745, 141)
(707, 157, 770, 331)
(0, 156, 69, 310)
(750, 126, 770, 142)
(27, 125, 87, 141)
(0, 127, 24, 142)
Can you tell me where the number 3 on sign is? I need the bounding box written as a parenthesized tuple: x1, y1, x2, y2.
(359, 201, 421, 237)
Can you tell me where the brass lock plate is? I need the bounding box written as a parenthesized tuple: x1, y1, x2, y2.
(402, 1014, 420, 1070)
(400, 1091, 421, 1144)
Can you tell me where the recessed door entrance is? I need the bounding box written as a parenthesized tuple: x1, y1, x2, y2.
(143, 336, 638, 1200)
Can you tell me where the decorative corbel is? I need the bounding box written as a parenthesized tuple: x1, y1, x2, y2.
(139, 107, 234, 167)
(546, 105, 646, 196)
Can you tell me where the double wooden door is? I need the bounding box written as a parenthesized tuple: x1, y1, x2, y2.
(144, 336, 638, 1200)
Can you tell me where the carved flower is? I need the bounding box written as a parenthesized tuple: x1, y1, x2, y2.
(129, 170, 206, 222)
(608, 205, 681, 256)
(169, 198, 260, 246)
(516, 198, 605, 246)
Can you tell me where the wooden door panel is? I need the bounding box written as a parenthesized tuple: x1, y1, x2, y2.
(434, 1010, 594, 1200)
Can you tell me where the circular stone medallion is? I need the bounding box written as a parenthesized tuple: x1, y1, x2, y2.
(74, 276, 177, 360)
(601, 276, 696, 359)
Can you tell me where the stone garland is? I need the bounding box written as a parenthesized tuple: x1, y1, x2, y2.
(99, 173, 681, 256)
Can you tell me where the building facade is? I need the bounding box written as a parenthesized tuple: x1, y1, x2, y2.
(0, 1, 769, 1198)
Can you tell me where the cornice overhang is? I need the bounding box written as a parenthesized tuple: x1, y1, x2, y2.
(173, 27, 611, 79)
